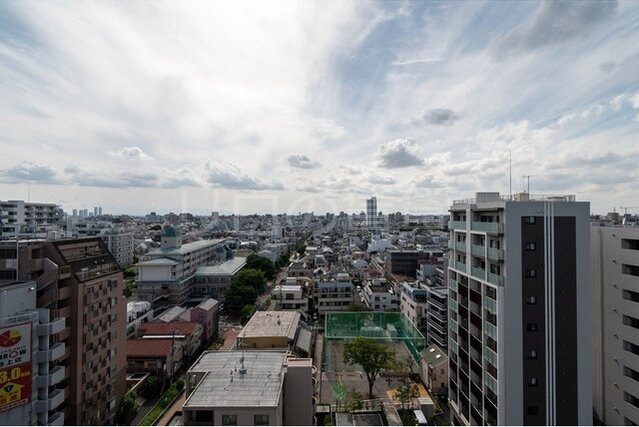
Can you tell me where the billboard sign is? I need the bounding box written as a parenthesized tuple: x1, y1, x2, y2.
(0, 323, 32, 413)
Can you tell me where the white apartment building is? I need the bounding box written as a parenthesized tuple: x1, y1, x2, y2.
(135, 226, 226, 309)
(102, 229, 134, 268)
(0, 281, 66, 426)
(315, 280, 356, 314)
(592, 225, 639, 425)
(448, 192, 591, 426)
(271, 284, 309, 314)
(126, 301, 153, 337)
(0, 200, 61, 240)
(362, 280, 398, 312)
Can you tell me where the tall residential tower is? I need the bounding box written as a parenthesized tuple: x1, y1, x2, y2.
(366, 197, 377, 230)
(447, 192, 591, 425)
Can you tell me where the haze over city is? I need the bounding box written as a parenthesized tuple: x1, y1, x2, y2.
(1, 0, 638, 215)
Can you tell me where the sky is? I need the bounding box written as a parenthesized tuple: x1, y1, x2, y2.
(1, 0, 638, 216)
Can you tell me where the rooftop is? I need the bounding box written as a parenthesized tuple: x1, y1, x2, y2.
(452, 192, 577, 207)
(421, 344, 447, 366)
(137, 258, 179, 266)
(194, 298, 218, 311)
(138, 321, 201, 336)
(238, 311, 300, 340)
(146, 239, 225, 257)
(127, 339, 173, 358)
(185, 351, 287, 408)
(195, 257, 247, 276)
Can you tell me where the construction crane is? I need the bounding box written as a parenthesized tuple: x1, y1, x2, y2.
(620, 207, 639, 215)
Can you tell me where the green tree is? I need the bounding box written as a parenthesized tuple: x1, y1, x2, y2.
(240, 304, 257, 325)
(123, 282, 133, 298)
(296, 243, 306, 256)
(245, 254, 276, 280)
(224, 283, 258, 312)
(275, 253, 290, 270)
(234, 269, 266, 293)
(343, 337, 395, 399)
(115, 392, 138, 425)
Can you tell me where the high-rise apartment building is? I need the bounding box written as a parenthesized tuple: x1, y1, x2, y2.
(0, 238, 126, 425)
(448, 192, 591, 426)
(0, 281, 66, 426)
(0, 201, 62, 240)
(366, 197, 377, 230)
(592, 226, 639, 425)
(101, 229, 134, 268)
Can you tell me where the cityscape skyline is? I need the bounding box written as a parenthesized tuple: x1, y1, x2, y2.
(2, 1, 639, 215)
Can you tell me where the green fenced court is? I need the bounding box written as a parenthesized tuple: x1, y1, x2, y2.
(323, 311, 426, 373)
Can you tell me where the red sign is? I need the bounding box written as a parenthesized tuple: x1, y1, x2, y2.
(0, 363, 31, 413)
(0, 323, 32, 413)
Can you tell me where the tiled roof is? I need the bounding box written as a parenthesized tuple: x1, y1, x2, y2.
(137, 321, 201, 336)
(127, 339, 173, 358)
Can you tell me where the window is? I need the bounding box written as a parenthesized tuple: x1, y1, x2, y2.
(527, 377, 538, 387)
(624, 366, 639, 382)
(624, 289, 639, 303)
(624, 315, 639, 329)
(526, 269, 537, 278)
(625, 392, 639, 410)
(525, 242, 536, 251)
(527, 350, 538, 359)
(527, 323, 538, 332)
(222, 414, 237, 426)
(525, 216, 536, 224)
(624, 340, 639, 356)
(254, 415, 269, 426)
(526, 296, 537, 305)
(195, 411, 214, 423)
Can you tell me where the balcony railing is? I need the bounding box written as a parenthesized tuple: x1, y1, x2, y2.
(471, 267, 486, 281)
(487, 247, 504, 261)
(449, 220, 467, 230)
(487, 272, 504, 286)
(471, 222, 503, 234)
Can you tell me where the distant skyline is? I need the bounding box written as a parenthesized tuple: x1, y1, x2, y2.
(1, 1, 638, 215)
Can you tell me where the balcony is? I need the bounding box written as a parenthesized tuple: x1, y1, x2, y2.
(58, 265, 72, 279)
(471, 267, 486, 281)
(36, 342, 65, 363)
(487, 273, 504, 286)
(487, 247, 504, 261)
(48, 411, 64, 426)
(471, 244, 485, 257)
(455, 241, 467, 252)
(449, 220, 467, 230)
(38, 318, 65, 336)
(471, 222, 503, 234)
(35, 388, 65, 413)
(451, 261, 467, 272)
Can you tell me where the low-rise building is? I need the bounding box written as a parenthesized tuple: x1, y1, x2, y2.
(271, 284, 308, 314)
(137, 321, 203, 359)
(190, 298, 219, 344)
(314, 280, 356, 314)
(420, 344, 448, 396)
(127, 301, 154, 337)
(362, 280, 398, 312)
(182, 351, 314, 426)
(237, 311, 300, 350)
(399, 282, 428, 333)
(192, 257, 247, 300)
(126, 339, 183, 377)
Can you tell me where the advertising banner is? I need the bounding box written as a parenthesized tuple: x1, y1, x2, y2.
(0, 323, 32, 413)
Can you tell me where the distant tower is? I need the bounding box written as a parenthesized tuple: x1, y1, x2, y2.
(366, 197, 378, 230)
(73, 209, 78, 216)
(94, 206, 98, 216)
(98, 207, 102, 216)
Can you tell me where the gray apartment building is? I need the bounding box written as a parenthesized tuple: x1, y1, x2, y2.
(592, 225, 639, 425)
(448, 192, 591, 425)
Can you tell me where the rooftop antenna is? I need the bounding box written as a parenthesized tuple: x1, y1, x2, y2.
(522, 175, 533, 194)
(509, 150, 512, 200)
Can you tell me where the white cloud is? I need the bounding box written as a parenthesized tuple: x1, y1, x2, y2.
(377, 138, 423, 168)
(110, 146, 151, 160)
(204, 161, 284, 191)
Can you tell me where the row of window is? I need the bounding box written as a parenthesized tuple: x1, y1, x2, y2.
(195, 413, 269, 425)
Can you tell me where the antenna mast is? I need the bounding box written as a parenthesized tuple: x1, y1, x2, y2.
(522, 175, 533, 194)
(509, 150, 512, 200)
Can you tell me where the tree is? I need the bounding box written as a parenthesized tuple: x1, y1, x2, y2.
(115, 392, 138, 425)
(234, 269, 266, 293)
(245, 254, 276, 280)
(296, 243, 306, 256)
(343, 337, 395, 398)
(240, 304, 257, 325)
(224, 283, 258, 312)
(275, 253, 290, 270)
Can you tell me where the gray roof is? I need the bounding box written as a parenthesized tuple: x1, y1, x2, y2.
(157, 306, 187, 323)
(137, 258, 179, 266)
(238, 311, 300, 341)
(195, 257, 246, 277)
(185, 351, 287, 408)
(195, 298, 218, 311)
(295, 327, 312, 354)
(146, 239, 224, 257)
(421, 344, 447, 366)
